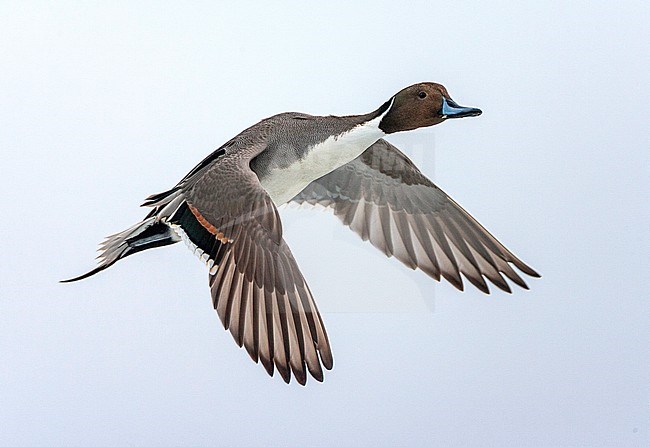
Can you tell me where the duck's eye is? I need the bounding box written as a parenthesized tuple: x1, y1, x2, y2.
(418, 91, 427, 99)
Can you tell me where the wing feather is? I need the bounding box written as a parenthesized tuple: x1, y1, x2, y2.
(177, 142, 332, 384)
(292, 139, 539, 293)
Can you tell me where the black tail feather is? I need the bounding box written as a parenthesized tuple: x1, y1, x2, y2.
(60, 260, 120, 283)
(61, 218, 179, 283)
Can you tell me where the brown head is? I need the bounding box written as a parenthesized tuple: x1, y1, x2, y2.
(378, 82, 482, 134)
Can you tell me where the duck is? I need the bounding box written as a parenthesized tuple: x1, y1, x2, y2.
(62, 82, 540, 385)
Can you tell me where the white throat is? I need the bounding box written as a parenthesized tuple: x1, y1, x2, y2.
(261, 106, 391, 205)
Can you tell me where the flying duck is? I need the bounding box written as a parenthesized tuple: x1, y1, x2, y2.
(63, 82, 540, 385)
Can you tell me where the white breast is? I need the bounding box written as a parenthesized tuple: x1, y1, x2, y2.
(261, 113, 387, 205)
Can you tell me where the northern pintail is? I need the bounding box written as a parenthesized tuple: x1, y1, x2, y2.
(63, 82, 539, 385)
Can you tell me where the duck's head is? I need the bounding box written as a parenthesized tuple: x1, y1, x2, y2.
(378, 82, 482, 134)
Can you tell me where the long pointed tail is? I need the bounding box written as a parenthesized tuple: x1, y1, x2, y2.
(61, 217, 180, 283)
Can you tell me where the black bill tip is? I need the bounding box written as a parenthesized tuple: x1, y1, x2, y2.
(441, 97, 482, 119)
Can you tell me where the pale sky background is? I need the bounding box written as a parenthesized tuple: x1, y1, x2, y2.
(1, 1, 649, 446)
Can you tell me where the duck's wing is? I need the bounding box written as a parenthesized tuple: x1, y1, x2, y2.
(178, 142, 332, 385)
(291, 139, 540, 294)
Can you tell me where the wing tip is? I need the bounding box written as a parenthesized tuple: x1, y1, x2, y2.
(321, 352, 334, 371)
(260, 356, 275, 377)
(293, 368, 307, 386)
(514, 261, 541, 278)
(310, 369, 325, 383)
(528, 268, 542, 278)
(277, 363, 292, 384)
(443, 273, 464, 292)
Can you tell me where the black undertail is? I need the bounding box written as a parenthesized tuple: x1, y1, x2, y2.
(171, 202, 227, 267)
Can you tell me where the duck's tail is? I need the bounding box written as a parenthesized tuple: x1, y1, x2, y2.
(61, 189, 186, 283)
(60, 217, 181, 283)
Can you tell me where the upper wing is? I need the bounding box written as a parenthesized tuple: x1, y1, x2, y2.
(177, 143, 332, 385)
(291, 139, 540, 293)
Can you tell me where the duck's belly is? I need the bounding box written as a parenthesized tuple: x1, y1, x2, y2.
(260, 121, 385, 205)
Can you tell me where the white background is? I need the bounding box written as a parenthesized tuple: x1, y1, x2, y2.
(1, 1, 648, 445)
